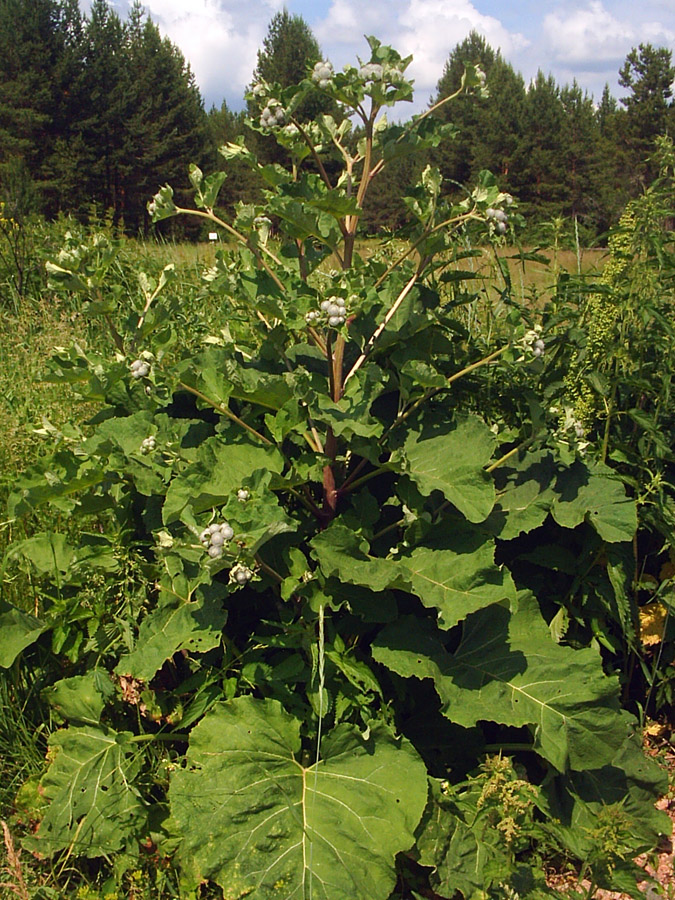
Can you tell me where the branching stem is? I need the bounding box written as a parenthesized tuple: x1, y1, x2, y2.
(178, 381, 274, 446)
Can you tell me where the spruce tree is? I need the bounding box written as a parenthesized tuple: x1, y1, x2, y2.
(0, 0, 75, 213)
(559, 81, 602, 232)
(432, 32, 525, 194)
(122, 2, 206, 232)
(619, 43, 675, 186)
(509, 72, 568, 224)
(250, 10, 335, 166)
(206, 102, 260, 215)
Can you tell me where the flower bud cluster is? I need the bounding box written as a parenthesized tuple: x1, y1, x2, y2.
(130, 358, 150, 378)
(237, 488, 250, 502)
(521, 327, 545, 359)
(550, 406, 589, 454)
(359, 62, 384, 81)
(199, 521, 234, 559)
(140, 436, 156, 454)
(311, 60, 334, 88)
(486, 207, 509, 234)
(306, 296, 347, 328)
(260, 102, 286, 130)
(230, 564, 253, 585)
(358, 62, 405, 84)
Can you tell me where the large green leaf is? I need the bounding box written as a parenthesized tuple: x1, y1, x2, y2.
(0, 600, 48, 667)
(403, 530, 517, 629)
(26, 727, 145, 857)
(170, 696, 428, 899)
(310, 523, 404, 593)
(47, 671, 115, 725)
(485, 450, 557, 540)
(163, 438, 284, 524)
(402, 416, 496, 522)
(372, 595, 632, 772)
(116, 595, 227, 682)
(312, 524, 514, 630)
(552, 462, 636, 542)
(541, 733, 669, 858)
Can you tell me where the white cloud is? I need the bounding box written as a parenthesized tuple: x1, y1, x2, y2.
(398, 0, 528, 94)
(315, 0, 528, 110)
(543, 1, 674, 67)
(116, 0, 285, 108)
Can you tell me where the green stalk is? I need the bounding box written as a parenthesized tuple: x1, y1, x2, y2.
(129, 732, 190, 743)
(178, 381, 274, 446)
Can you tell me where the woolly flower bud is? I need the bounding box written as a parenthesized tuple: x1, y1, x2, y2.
(202, 520, 234, 557)
(140, 436, 156, 454)
(237, 489, 250, 502)
(359, 63, 384, 82)
(130, 359, 150, 378)
(260, 102, 285, 129)
(230, 564, 253, 585)
(312, 61, 333, 85)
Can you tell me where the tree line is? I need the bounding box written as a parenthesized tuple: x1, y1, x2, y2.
(1, 0, 673, 240)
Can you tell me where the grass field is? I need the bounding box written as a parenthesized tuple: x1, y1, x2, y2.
(0, 238, 604, 483)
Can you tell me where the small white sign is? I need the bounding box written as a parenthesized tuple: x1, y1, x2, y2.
(208, 232, 218, 241)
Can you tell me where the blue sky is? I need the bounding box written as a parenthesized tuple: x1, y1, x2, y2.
(89, 0, 675, 114)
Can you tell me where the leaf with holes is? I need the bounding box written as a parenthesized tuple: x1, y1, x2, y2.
(169, 696, 428, 899)
(25, 727, 145, 857)
(552, 461, 637, 542)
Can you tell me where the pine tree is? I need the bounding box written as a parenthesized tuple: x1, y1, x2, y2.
(77, 0, 131, 222)
(432, 32, 525, 194)
(619, 43, 675, 186)
(0, 0, 75, 213)
(75, 0, 206, 231)
(122, 2, 206, 231)
(510, 72, 567, 222)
